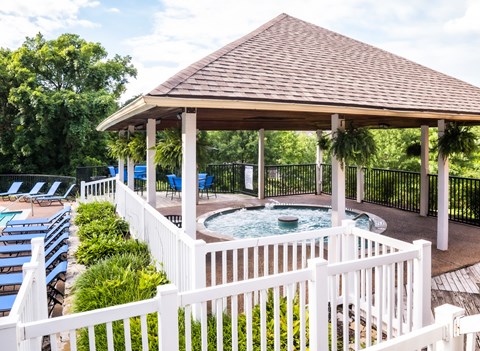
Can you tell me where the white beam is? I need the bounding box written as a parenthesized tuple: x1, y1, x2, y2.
(182, 109, 197, 239)
(356, 166, 364, 203)
(127, 125, 135, 190)
(316, 130, 323, 195)
(331, 114, 345, 226)
(437, 120, 449, 251)
(258, 129, 265, 199)
(146, 119, 156, 207)
(420, 125, 429, 216)
(118, 131, 125, 182)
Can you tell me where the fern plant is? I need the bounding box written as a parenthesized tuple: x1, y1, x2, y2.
(437, 123, 477, 160)
(331, 125, 377, 168)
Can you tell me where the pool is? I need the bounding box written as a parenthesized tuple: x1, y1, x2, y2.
(198, 204, 387, 239)
(0, 211, 22, 226)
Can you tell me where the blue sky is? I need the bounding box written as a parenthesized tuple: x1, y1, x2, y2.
(1, 0, 479, 101)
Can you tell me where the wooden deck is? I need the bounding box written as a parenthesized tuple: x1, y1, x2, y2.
(431, 264, 480, 349)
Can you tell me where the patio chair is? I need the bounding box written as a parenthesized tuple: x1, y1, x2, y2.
(172, 176, 182, 199)
(0, 219, 70, 245)
(0, 182, 23, 201)
(6, 206, 70, 227)
(2, 214, 70, 235)
(8, 182, 46, 202)
(0, 242, 68, 272)
(166, 174, 176, 198)
(35, 184, 76, 206)
(25, 181, 61, 202)
(0, 231, 69, 256)
(108, 166, 116, 177)
(0, 260, 68, 316)
(199, 175, 217, 199)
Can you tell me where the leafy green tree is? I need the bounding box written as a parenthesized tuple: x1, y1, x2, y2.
(207, 131, 258, 164)
(0, 33, 136, 175)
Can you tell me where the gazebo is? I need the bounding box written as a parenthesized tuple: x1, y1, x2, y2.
(97, 13, 480, 251)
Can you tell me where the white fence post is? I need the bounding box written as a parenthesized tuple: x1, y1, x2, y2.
(80, 180, 86, 202)
(308, 257, 329, 351)
(192, 240, 207, 319)
(413, 239, 433, 328)
(0, 319, 19, 351)
(30, 238, 48, 320)
(157, 284, 179, 351)
(434, 304, 464, 351)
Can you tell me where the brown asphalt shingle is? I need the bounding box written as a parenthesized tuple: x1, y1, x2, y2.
(148, 13, 480, 114)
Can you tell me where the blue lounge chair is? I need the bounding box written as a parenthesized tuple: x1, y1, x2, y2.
(0, 242, 68, 272)
(0, 219, 70, 244)
(9, 182, 45, 201)
(0, 260, 68, 316)
(2, 215, 70, 235)
(6, 206, 70, 227)
(0, 294, 16, 315)
(0, 231, 69, 256)
(0, 182, 23, 201)
(35, 184, 76, 206)
(25, 181, 61, 202)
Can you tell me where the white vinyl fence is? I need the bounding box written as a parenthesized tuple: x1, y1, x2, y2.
(79, 176, 116, 203)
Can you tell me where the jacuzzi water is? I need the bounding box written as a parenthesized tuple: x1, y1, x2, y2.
(203, 204, 370, 239)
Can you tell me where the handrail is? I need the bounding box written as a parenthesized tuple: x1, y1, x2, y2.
(0, 194, 35, 216)
(352, 211, 375, 231)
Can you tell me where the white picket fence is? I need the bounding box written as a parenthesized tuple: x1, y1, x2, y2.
(2, 177, 478, 350)
(79, 176, 116, 203)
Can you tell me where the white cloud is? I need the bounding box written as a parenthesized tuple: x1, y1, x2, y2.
(107, 7, 120, 13)
(0, 0, 99, 48)
(445, 0, 480, 34)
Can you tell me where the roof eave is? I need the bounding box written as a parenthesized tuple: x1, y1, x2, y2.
(143, 95, 480, 121)
(97, 96, 157, 132)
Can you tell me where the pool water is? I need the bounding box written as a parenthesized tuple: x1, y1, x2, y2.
(0, 211, 21, 226)
(204, 205, 370, 239)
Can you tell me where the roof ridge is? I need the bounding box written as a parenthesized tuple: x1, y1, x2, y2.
(148, 13, 289, 96)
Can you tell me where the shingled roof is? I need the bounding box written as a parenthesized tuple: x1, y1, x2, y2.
(98, 13, 480, 131)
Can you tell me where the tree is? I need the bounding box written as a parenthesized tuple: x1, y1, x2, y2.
(0, 33, 137, 175)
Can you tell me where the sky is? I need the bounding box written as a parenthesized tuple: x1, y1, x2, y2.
(1, 0, 479, 102)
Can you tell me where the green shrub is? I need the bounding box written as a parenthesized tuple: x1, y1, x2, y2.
(74, 201, 116, 226)
(76, 235, 149, 266)
(73, 253, 169, 351)
(77, 216, 129, 241)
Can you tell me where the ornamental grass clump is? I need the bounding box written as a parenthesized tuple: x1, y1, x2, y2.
(73, 253, 169, 351)
(74, 201, 116, 226)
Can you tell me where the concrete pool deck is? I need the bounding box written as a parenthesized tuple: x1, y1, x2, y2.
(155, 192, 480, 277)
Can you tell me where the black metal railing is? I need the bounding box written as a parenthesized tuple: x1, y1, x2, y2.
(447, 175, 480, 225)
(364, 168, 421, 212)
(264, 164, 316, 197)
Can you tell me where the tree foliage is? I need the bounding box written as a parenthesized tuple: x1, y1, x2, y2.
(0, 33, 136, 175)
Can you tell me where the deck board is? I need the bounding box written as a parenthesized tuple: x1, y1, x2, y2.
(432, 263, 480, 350)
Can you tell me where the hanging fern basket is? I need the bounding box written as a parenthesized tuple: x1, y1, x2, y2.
(437, 123, 477, 160)
(331, 125, 377, 168)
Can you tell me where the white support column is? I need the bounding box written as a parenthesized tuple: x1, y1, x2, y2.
(182, 109, 197, 239)
(316, 130, 323, 195)
(437, 120, 449, 251)
(420, 125, 429, 217)
(146, 119, 156, 207)
(258, 129, 265, 199)
(331, 114, 345, 226)
(127, 125, 135, 190)
(356, 166, 364, 203)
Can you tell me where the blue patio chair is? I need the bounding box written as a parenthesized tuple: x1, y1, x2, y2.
(108, 166, 117, 177)
(0, 260, 68, 316)
(6, 206, 70, 227)
(166, 174, 176, 199)
(9, 182, 46, 202)
(0, 242, 68, 272)
(25, 181, 61, 202)
(2, 214, 70, 235)
(0, 219, 70, 245)
(199, 175, 217, 199)
(134, 165, 147, 179)
(0, 182, 23, 201)
(35, 184, 76, 206)
(0, 230, 69, 256)
(172, 176, 182, 199)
